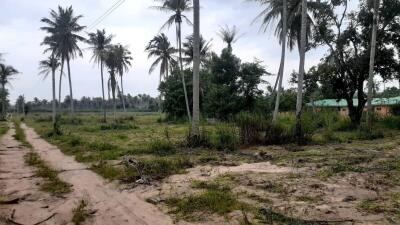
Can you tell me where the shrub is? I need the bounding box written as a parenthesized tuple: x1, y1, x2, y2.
(379, 115, 400, 130)
(264, 122, 294, 145)
(356, 125, 384, 140)
(212, 124, 239, 152)
(185, 128, 212, 148)
(235, 112, 267, 145)
(147, 139, 175, 156)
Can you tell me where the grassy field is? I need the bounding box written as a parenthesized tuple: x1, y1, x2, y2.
(23, 112, 400, 224)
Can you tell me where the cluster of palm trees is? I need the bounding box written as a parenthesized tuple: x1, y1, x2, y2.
(40, 6, 132, 128)
(0, 54, 19, 120)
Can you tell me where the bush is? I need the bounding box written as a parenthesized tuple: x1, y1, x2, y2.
(147, 139, 175, 156)
(264, 122, 294, 145)
(235, 112, 267, 145)
(356, 125, 384, 140)
(212, 124, 239, 152)
(379, 115, 400, 130)
(185, 128, 212, 148)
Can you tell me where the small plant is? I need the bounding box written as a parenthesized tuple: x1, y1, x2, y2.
(72, 199, 90, 225)
(147, 139, 175, 156)
(235, 112, 267, 145)
(212, 123, 239, 152)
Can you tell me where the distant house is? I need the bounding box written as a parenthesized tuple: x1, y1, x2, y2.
(307, 96, 400, 116)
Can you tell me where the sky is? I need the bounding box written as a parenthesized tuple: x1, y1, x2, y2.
(0, 0, 360, 103)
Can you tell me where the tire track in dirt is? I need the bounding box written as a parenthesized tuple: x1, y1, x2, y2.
(21, 123, 185, 225)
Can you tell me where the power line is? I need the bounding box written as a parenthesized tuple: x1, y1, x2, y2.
(87, 0, 126, 31)
(87, 0, 123, 29)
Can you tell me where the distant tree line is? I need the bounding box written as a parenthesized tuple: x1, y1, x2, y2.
(19, 94, 159, 113)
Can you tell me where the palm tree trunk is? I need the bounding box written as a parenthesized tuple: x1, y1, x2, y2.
(100, 61, 107, 122)
(66, 56, 74, 115)
(295, 0, 307, 143)
(111, 75, 117, 121)
(192, 0, 200, 136)
(273, 0, 287, 124)
(367, 0, 380, 126)
(51, 62, 57, 130)
(177, 21, 192, 122)
(120, 75, 126, 112)
(1, 84, 5, 119)
(58, 60, 64, 110)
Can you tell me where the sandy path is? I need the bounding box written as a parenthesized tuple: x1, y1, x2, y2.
(0, 125, 77, 225)
(21, 123, 183, 225)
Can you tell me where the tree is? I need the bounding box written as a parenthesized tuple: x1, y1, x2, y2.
(115, 44, 132, 112)
(295, 0, 307, 142)
(0, 64, 18, 119)
(87, 29, 113, 122)
(183, 34, 211, 66)
(145, 34, 177, 83)
(366, 0, 381, 126)
(313, 0, 400, 126)
(217, 25, 240, 51)
(39, 55, 61, 128)
(153, 0, 193, 121)
(40, 6, 86, 114)
(192, 0, 200, 135)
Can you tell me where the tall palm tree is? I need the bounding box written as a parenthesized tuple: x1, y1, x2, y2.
(217, 25, 240, 51)
(104, 45, 119, 120)
(367, 0, 381, 126)
(115, 44, 132, 112)
(41, 6, 86, 114)
(192, 0, 200, 135)
(295, 0, 307, 142)
(153, 0, 193, 121)
(145, 33, 178, 83)
(183, 34, 211, 66)
(0, 64, 18, 118)
(39, 55, 60, 128)
(87, 29, 113, 121)
(250, 0, 317, 122)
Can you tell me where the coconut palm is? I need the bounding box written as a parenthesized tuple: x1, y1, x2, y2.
(104, 46, 119, 120)
(295, 0, 307, 142)
(183, 34, 211, 66)
(192, 0, 200, 135)
(0, 64, 18, 118)
(115, 44, 132, 112)
(39, 55, 60, 128)
(87, 29, 113, 121)
(41, 6, 86, 114)
(146, 33, 178, 83)
(366, 0, 381, 126)
(250, 0, 318, 123)
(153, 0, 193, 121)
(217, 25, 240, 50)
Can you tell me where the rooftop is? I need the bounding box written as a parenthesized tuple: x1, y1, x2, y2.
(307, 96, 400, 107)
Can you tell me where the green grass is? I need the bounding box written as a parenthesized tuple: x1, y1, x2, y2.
(25, 152, 71, 195)
(72, 199, 90, 225)
(0, 122, 8, 137)
(13, 119, 32, 148)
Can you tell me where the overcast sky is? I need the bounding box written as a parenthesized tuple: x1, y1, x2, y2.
(0, 0, 361, 103)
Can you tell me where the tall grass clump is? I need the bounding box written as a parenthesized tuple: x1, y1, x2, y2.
(379, 115, 400, 130)
(264, 122, 294, 145)
(235, 112, 267, 145)
(185, 128, 212, 148)
(212, 123, 239, 152)
(147, 139, 176, 155)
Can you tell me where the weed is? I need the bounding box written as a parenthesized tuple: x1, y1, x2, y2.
(147, 139, 176, 156)
(235, 112, 267, 145)
(72, 199, 90, 225)
(212, 123, 239, 152)
(24, 152, 71, 195)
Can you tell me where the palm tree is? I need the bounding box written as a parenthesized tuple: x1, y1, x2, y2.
(250, 0, 317, 123)
(41, 6, 86, 114)
(115, 44, 132, 112)
(87, 29, 113, 121)
(153, 0, 193, 121)
(104, 46, 119, 120)
(192, 0, 200, 135)
(217, 25, 240, 50)
(39, 55, 60, 128)
(295, 0, 307, 143)
(367, 0, 381, 126)
(146, 33, 178, 83)
(183, 34, 211, 66)
(0, 64, 18, 119)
